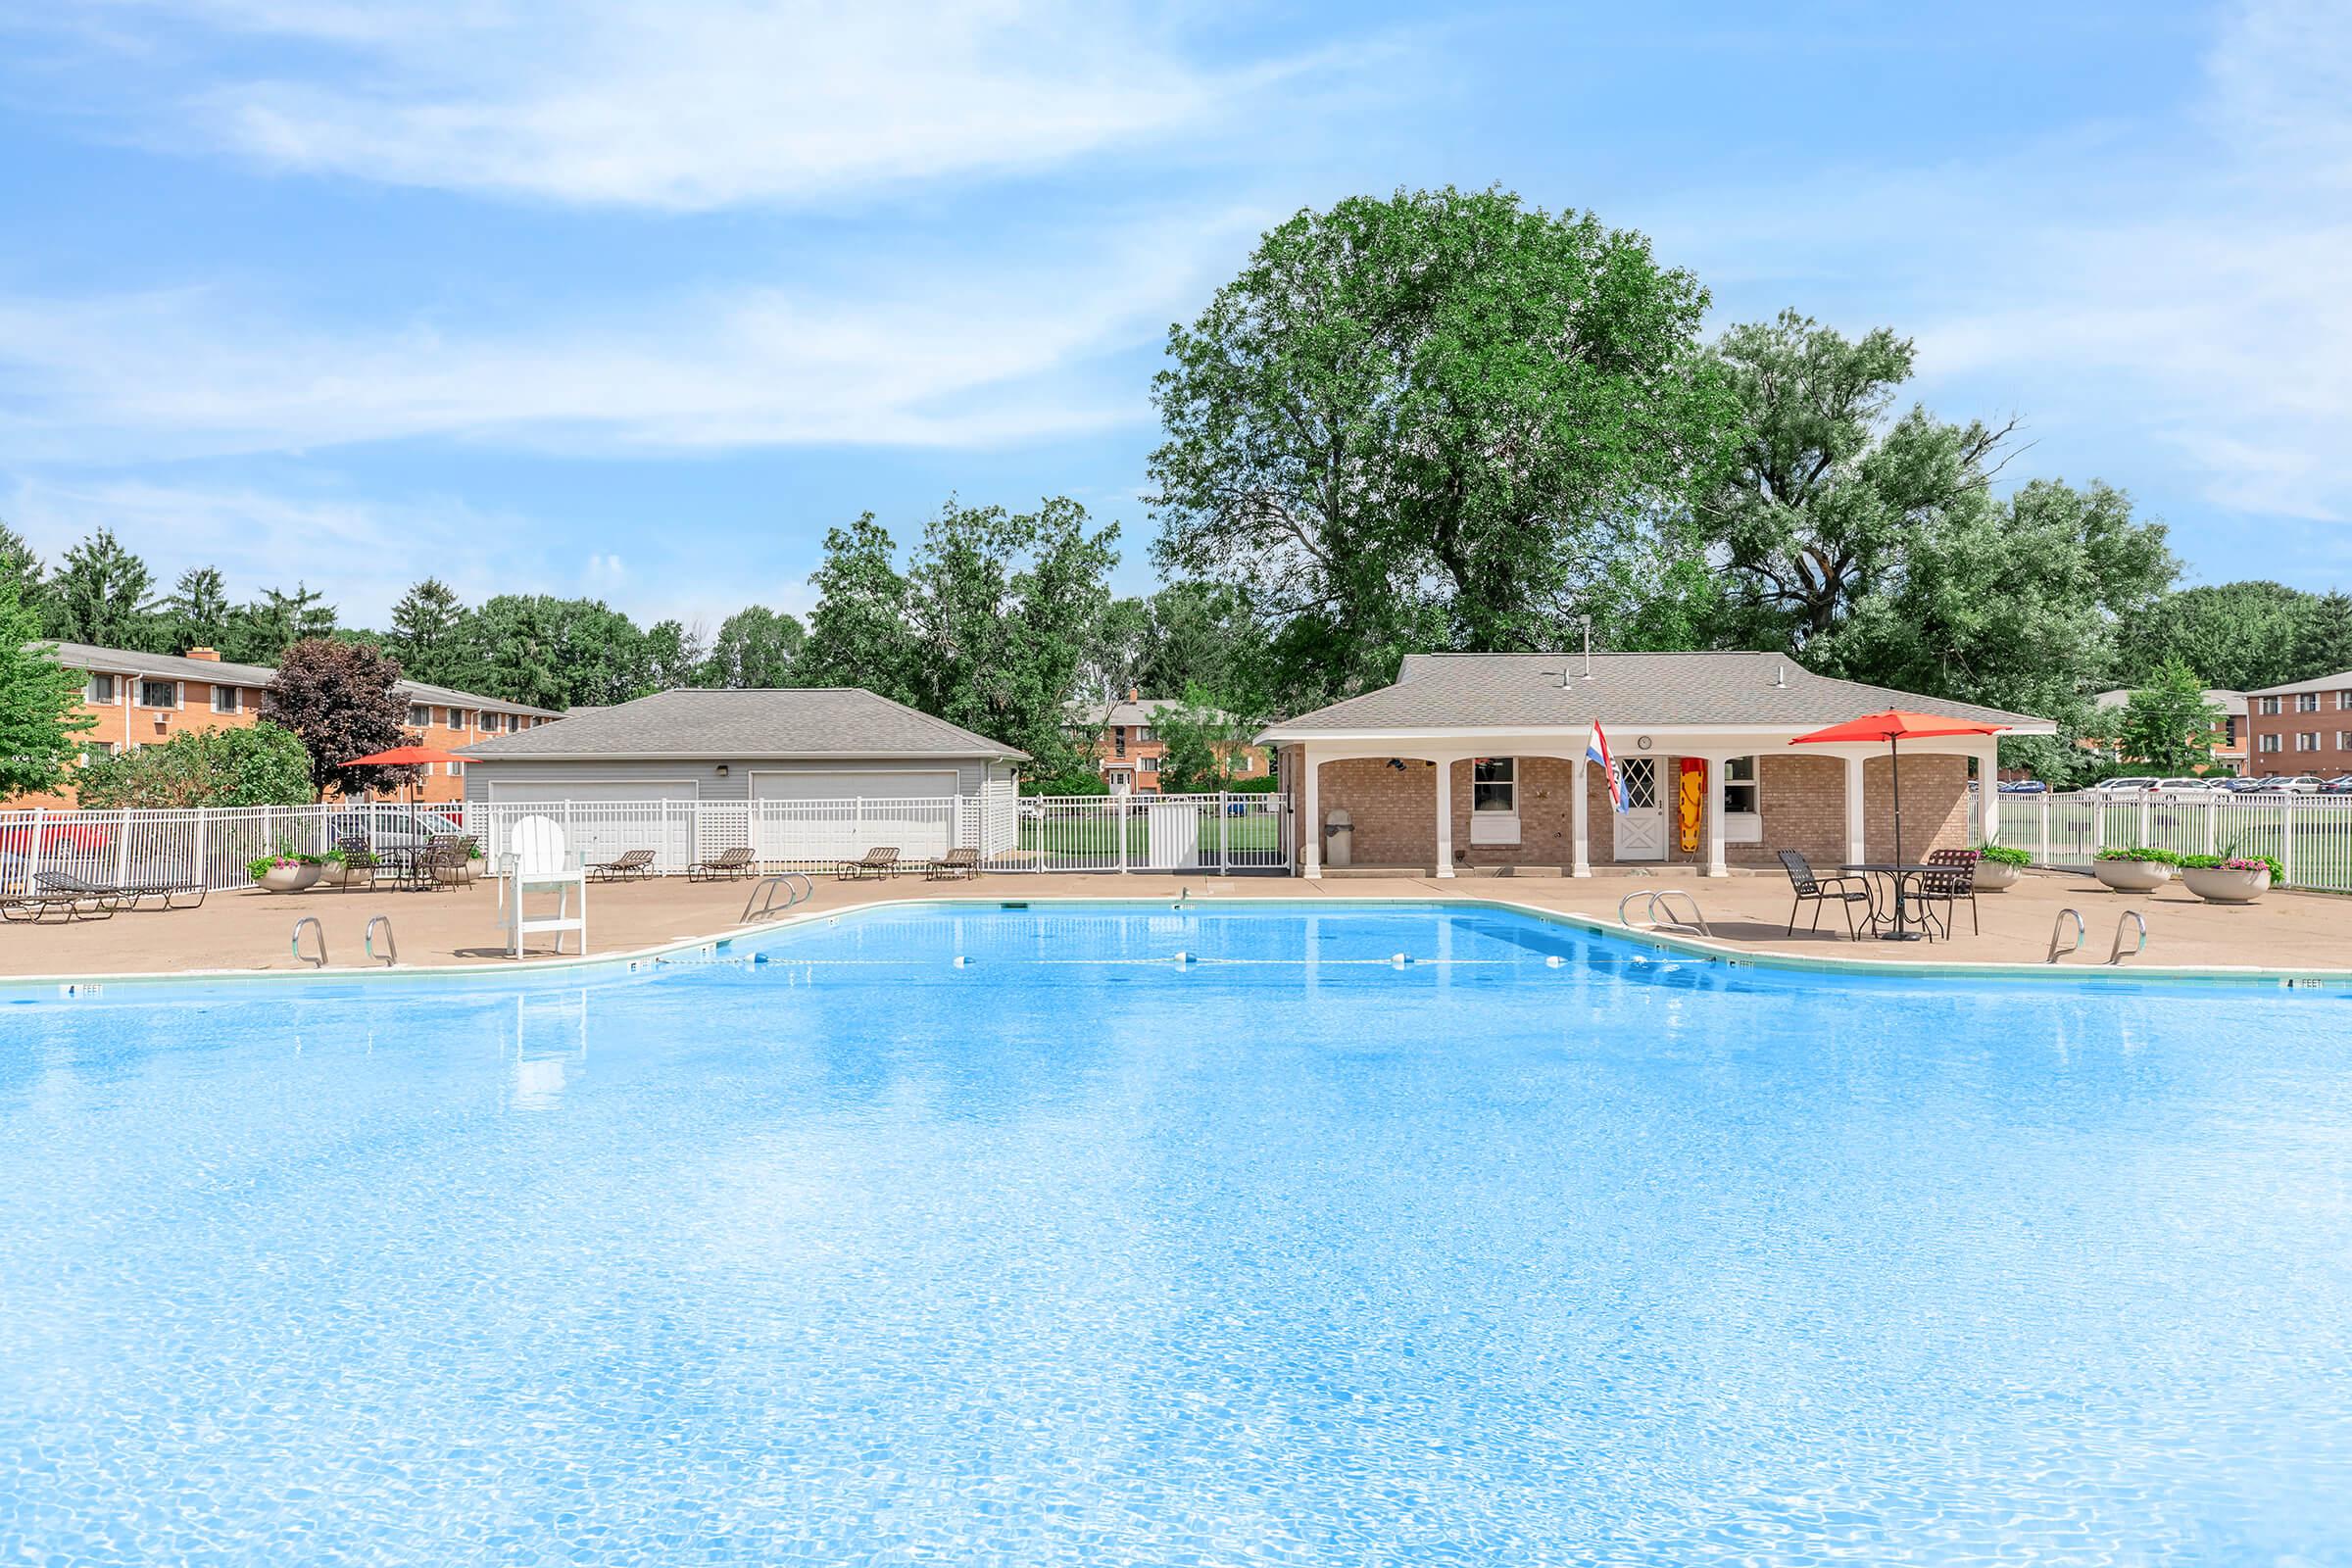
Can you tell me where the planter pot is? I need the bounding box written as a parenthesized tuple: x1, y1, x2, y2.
(318, 860, 364, 887)
(2181, 865, 2272, 905)
(2093, 859, 2172, 894)
(466, 857, 487, 883)
(256, 862, 322, 893)
(1975, 860, 2023, 893)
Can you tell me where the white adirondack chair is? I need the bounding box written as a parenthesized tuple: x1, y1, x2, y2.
(499, 813, 587, 957)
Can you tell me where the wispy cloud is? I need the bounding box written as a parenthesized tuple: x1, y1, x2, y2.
(0, 206, 1262, 461)
(43, 0, 1344, 210)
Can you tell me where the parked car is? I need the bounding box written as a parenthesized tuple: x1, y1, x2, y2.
(2283, 774, 2326, 794)
(2090, 776, 2160, 793)
(2222, 776, 2275, 793)
(2153, 777, 2216, 793)
(1996, 779, 2049, 794)
(2324, 775, 2352, 794)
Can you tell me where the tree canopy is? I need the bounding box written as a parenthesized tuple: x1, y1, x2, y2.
(75, 721, 315, 808)
(1151, 184, 1732, 710)
(2104, 659, 2227, 773)
(0, 581, 94, 797)
(261, 638, 415, 801)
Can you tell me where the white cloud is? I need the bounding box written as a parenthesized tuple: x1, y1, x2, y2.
(59, 0, 1332, 211)
(0, 206, 1260, 461)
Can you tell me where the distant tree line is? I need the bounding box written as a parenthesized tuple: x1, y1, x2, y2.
(7, 182, 2347, 802)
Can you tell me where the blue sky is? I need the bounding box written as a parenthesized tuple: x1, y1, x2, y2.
(0, 0, 2345, 632)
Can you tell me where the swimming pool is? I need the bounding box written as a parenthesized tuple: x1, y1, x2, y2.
(4, 901, 2349, 1564)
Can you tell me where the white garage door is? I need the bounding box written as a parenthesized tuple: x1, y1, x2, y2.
(750, 770, 959, 861)
(485, 779, 698, 871)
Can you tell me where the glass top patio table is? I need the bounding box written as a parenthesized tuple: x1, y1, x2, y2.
(1838, 863, 1940, 940)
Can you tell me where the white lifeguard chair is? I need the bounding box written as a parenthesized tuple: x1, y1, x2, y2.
(499, 814, 588, 958)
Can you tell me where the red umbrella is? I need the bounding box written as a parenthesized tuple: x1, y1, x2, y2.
(1788, 710, 2008, 873)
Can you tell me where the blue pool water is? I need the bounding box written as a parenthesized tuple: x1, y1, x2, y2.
(4, 902, 2351, 1565)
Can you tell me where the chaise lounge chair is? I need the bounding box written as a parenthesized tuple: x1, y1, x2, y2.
(35, 869, 206, 912)
(838, 847, 900, 881)
(687, 846, 757, 881)
(589, 849, 658, 882)
(925, 846, 980, 881)
(1, 889, 111, 923)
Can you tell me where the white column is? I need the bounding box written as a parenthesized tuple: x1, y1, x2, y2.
(1703, 757, 1729, 877)
(1570, 758, 1592, 877)
(1843, 752, 1867, 866)
(1301, 747, 1322, 879)
(1977, 742, 2000, 846)
(1433, 756, 1454, 877)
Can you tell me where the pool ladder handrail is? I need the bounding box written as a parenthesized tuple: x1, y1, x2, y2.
(365, 914, 398, 967)
(1616, 888, 1712, 939)
(2046, 907, 2084, 963)
(741, 871, 814, 923)
(2108, 908, 2148, 965)
(290, 915, 327, 969)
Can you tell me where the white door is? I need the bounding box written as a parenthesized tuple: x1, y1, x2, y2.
(750, 769, 960, 861)
(485, 779, 697, 870)
(1615, 758, 1667, 861)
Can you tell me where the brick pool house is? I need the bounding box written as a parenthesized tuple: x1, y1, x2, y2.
(1262, 652, 2052, 878)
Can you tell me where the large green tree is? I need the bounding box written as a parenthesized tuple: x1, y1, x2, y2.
(0, 521, 44, 611)
(220, 582, 337, 664)
(0, 581, 94, 797)
(1811, 477, 2178, 783)
(386, 577, 477, 687)
(2112, 580, 2322, 693)
(43, 528, 155, 648)
(644, 618, 707, 691)
(796, 514, 919, 705)
(1697, 311, 2022, 652)
(468, 595, 647, 710)
(905, 497, 1117, 777)
(701, 606, 805, 688)
(159, 565, 233, 655)
(2106, 658, 2227, 772)
(1133, 581, 1271, 719)
(1150, 185, 1731, 708)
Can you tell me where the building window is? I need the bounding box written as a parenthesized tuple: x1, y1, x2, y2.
(451, 709, 470, 729)
(2338, 732, 2352, 751)
(407, 704, 430, 728)
(1140, 756, 1158, 773)
(137, 679, 178, 710)
(2259, 696, 2281, 715)
(212, 685, 242, 714)
(2225, 716, 2239, 745)
(1721, 756, 1759, 816)
(2260, 734, 2282, 754)
(2297, 732, 2321, 752)
(81, 741, 117, 764)
(87, 672, 118, 704)
(1472, 757, 1516, 812)
(2298, 692, 2321, 712)
(1136, 726, 1154, 743)
(1113, 727, 1127, 758)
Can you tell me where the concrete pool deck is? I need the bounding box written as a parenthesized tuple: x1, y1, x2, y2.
(1, 866, 2346, 983)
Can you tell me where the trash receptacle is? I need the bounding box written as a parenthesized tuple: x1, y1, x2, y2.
(1324, 808, 1353, 869)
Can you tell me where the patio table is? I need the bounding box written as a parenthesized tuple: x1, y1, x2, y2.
(1838, 863, 1941, 942)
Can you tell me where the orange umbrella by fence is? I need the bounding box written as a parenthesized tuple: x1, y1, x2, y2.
(1788, 710, 2008, 877)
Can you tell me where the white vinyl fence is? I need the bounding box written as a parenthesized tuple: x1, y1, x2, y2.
(1995, 789, 2352, 893)
(0, 793, 1296, 897)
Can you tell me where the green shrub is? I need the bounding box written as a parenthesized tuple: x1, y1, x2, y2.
(1978, 845, 2031, 867)
(2094, 846, 2179, 864)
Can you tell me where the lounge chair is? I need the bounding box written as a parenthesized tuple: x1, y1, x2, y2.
(32, 871, 140, 914)
(1915, 849, 1982, 939)
(838, 847, 900, 881)
(1776, 850, 1871, 940)
(925, 846, 980, 881)
(1, 890, 110, 923)
(687, 846, 757, 882)
(590, 849, 658, 882)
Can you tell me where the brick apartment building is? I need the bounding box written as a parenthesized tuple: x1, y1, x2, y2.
(1069, 691, 1268, 794)
(16, 641, 560, 808)
(1260, 652, 2048, 877)
(2241, 669, 2352, 778)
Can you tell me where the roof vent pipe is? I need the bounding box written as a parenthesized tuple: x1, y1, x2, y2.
(1773, 660, 1788, 688)
(1577, 615, 1594, 681)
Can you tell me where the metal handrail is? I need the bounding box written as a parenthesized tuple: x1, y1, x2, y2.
(1648, 890, 1712, 939)
(2109, 909, 2148, 965)
(290, 916, 327, 969)
(365, 915, 397, 967)
(741, 871, 814, 923)
(2046, 907, 2084, 963)
(1616, 891, 1650, 926)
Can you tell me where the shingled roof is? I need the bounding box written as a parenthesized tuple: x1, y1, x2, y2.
(1261, 652, 2053, 736)
(456, 687, 1028, 761)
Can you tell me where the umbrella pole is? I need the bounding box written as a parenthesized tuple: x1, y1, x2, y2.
(1889, 735, 1911, 940)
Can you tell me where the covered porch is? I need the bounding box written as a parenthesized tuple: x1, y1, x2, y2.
(1281, 733, 2001, 878)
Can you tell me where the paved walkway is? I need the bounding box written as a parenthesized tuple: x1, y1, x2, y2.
(0, 867, 2342, 980)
